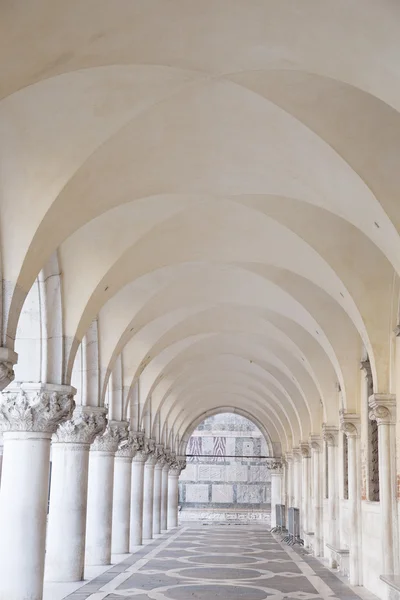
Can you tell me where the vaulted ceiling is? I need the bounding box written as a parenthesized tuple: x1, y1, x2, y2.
(1, 0, 400, 452)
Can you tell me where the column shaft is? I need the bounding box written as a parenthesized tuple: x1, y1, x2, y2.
(310, 440, 322, 557)
(85, 449, 115, 565)
(300, 447, 311, 536)
(45, 407, 106, 582)
(153, 464, 163, 535)
(161, 465, 169, 531)
(130, 456, 146, 547)
(0, 384, 75, 600)
(45, 442, 90, 581)
(0, 432, 51, 600)
(112, 454, 132, 554)
(270, 469, 283, 528)
(143, 459, 156, 539)
(168, 472, 179, 529)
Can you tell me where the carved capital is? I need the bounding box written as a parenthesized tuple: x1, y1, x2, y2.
(369, 394, 396, 426)
(53, 406, 107, 444)
(0, 348, 18, 392)
(292, 447, 302, 461)
(300, 442, 311, 458)
(309, 434, 322, 452)
(285, 452, 293, 464)
(116, 431, 142, 458)
(91, 420, 129, 453)
(339, 410, 360, 438)
(0, 384, 75, 433)
(322, 424, 339, 447)
(154, 444, 167, 467)
(268, 459, 283, 473)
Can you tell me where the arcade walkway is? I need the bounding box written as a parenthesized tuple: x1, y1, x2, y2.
(59, 525, 376, 600)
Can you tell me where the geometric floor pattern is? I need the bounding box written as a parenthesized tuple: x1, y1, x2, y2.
(65, 525, 372, 600)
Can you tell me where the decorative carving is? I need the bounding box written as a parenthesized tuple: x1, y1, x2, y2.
(0, 362, 15, 390)
(268, 459, 283, 473)
(300, 442, 311, 458)
(0, 387, 75, 433)
(309, 434, 322, 452)
(322, 424, 339, 447)
(116, 432, 142, 458)
(53, 407, 107, 444)
(292, 447, 302, 461)
(91, 420, 129, 453)
(369, 394, 396, 425)
(360, 359, 372, 380)
(339, 410, 360, 438)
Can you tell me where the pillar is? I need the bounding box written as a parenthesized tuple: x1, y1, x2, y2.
(300, 442, 311, 536)
(269, 460, 283, 528)
(143, 440, 157, 540)
(153, 445, 165, 536)
(85, 420, 128, 566)
(168, 455, 185, 529)
(322, 424, 339, 557)
(340, 411, 361, 586)
(369, 395, 397, 575)
(111, 435, 138, 555)
(129, 434, 149, 548)
(161, 456, 170, 531)
(0, 383, 75, 600)
(45, 407, 107, 582)
(310, 435, 322, 557)
(0, 433, 3, 487)
(285, 453, 293, 524)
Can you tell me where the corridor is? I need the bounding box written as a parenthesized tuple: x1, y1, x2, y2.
(63, 525, 372, 600)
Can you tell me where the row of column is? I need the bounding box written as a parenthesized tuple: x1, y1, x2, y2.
(270, 395, 397, 587)
(0, 386, 186, 600)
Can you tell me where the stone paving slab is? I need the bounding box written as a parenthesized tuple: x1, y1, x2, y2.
(64, 525, 377, 600)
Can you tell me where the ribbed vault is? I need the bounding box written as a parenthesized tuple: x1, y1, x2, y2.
(2, 0, 400, 456)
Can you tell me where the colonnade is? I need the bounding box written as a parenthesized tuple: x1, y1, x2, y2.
(269, 396, 397, 589)
(0, 387, 186, 600)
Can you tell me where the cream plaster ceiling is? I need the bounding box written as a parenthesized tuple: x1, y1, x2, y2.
(2, 0, 400, 453)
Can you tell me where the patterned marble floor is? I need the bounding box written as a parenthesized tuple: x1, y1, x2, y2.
(64, 525, 373, 600)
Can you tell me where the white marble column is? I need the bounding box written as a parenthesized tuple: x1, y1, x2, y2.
(143, 439, 157, 540)
(310, 435, 322, 557)
(111, 434, 139, 555)
(129, 435, 148, 548)
(322, 424, 339, 558)
(300, 443, 311, 537)
(369, 395, 397, 575)
(0, 433, 3, 488)
(45, 407, 107, 582)
(161, 455, 170, 531)
(340, 411, 361, 586)
(168, 455, 185, 529)
(285, 453, 293, 524)
(153, 445, 165, 536)
(85, 420, 128, 566)
(0, 384, 75, 600)
(269, 460, 283, 528)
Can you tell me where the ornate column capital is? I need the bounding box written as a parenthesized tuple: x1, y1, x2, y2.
(116, 430, 142, 458)
(53, 406, 107, 444)
(131, 432, 153, 463)
(292, 446, 302, 461)
(144, 438, 157, 465)
(339, 410, 360, 438)
(154, 444, 167, 468)
(268, 459, 283, 473)
(322, 424, 339, 447)
(0, 348, 18, 391)
(0, 383, 75, 434)
(300, 442, 311, 458)
(91, 419, 129, 453)
(309, 434, 322, 452)
(369, 394, 396, 426)
(284, 452, 293, 464)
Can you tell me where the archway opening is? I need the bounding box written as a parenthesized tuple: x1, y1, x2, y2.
(179, 412, 272, 523)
